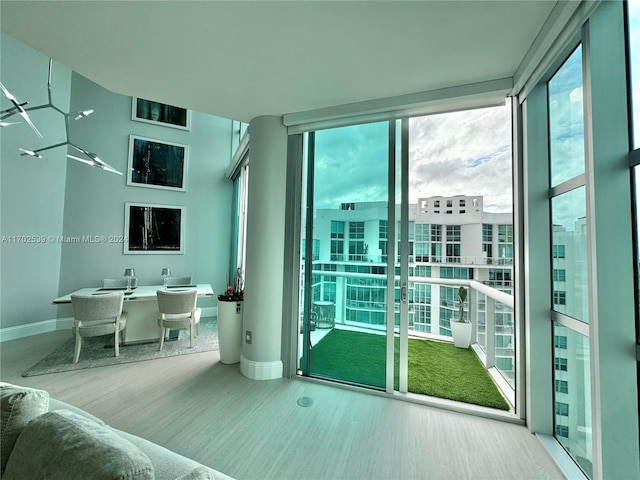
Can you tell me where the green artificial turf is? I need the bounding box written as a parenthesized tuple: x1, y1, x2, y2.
(307, 329, 509, 411)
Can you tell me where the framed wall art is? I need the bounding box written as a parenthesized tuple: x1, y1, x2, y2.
(127, 135, 188, 192)
(132, 97, 190, 130)
(124, 203, 185, 255)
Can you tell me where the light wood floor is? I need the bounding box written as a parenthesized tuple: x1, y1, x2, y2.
(0, 329, 565, 480)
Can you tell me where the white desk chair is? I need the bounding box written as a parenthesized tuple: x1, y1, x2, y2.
(156, 289, 201, 351)
(71, 292, 127, 363)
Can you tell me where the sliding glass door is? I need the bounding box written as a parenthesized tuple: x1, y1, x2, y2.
(299, 121, 392, 389)
(298, 103, 515, 410)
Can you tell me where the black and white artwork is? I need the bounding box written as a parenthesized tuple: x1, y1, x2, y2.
(124, 203, 184, 254)
(132, 97, 190, 130)
(127, 135, 188, 191)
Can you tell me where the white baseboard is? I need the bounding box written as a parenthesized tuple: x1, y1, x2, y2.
(240, 355, 283, 380)
(0, 317, 74, 343)
(1, 308, 217, 343)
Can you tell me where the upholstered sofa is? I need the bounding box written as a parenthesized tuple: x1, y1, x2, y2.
(0, 383, 234, 480)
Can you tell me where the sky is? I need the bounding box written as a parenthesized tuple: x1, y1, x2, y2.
(313, 102, 513, 213)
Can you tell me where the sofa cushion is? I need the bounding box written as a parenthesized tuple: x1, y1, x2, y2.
(3, 409, 154, 480)
(173, 465, 235, 480)
(47, 397, 106, 426)
(0, 382, 50, 475)
(114, 428, 234, 480)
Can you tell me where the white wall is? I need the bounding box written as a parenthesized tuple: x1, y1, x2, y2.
(0, 33, 70, 329)
(1, 33, 235, 330)
(55, 73, 233, 318)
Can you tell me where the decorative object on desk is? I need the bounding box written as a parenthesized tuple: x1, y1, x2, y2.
(217, 268, 244, 364)
(161, 268, 172, 289)
(123, 268, 136, 292)
(450, 286, 472, 349)
(156, 289, 201, 351)
(127, 135, 188, 191)
(2, 59, 121, 175)
(124, 203, 184, 254)
(22, 318, 219, 377)
(70, 292, 127, 363)
(132, 97, 190, 131)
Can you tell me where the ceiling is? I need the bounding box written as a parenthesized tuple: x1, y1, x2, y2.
(0, 1, 559, 123)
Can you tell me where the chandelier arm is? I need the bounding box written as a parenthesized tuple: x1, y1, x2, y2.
(29, 142, 68, 154)
(13, 58, 108, 174)
(0, 102, 27, 116)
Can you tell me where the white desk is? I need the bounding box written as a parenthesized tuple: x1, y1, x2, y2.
(54, 284, 214, 344)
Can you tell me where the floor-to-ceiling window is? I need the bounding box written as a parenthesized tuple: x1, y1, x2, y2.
(297, 101, 515, 412)
(627, 0, 640, 349)
(547, 45, 593, 476)
(523, 2, 639, 478)
(626, 2, 640, 461)
(299, 121, 391, 389)
(228, 125, 249, 280)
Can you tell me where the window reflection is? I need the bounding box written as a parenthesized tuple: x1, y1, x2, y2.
(551, 187, 588, 322)
(548, 46, 585, 186)
(553, 323, 593, 478)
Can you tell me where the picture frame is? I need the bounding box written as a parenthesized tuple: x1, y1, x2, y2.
(124, 203, 185, 255)
(131, 97, 190, 130)
(127, 135, 188, 192)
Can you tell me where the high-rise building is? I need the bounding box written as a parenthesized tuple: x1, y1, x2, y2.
(303, 194, 515, 381)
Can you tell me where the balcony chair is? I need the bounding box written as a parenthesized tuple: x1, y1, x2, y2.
(102, 278, 138, 288)
(165, 276, 193, 286)
(70, 292, 127, 363)
(156, 289, 201, 351)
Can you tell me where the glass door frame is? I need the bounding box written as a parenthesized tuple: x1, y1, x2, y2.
(299, 121, 400, 391)
(296, 119, 413, 393)
(395, 119, 410, 394)
(291, 95, 522, 416)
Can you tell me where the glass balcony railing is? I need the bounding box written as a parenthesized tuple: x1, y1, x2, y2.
(326, 253, 513, 266)
(304, 270, 516, 409)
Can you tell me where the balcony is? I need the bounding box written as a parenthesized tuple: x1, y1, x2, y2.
(303, 272, 516, 411)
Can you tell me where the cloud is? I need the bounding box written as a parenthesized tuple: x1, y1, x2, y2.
(311, 101, 514, 214)
(408, 101, 513, 212)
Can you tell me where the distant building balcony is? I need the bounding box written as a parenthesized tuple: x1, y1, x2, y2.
(323, 254, 513, 267)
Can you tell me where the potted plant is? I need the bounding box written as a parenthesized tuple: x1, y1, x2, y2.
(450, 286, 472, 348)
(217, 268, 244, 364)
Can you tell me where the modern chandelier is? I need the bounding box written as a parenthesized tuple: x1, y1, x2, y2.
(0, 59, 122, 175)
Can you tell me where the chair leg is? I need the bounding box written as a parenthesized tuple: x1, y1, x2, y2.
(196, 322, 200, 337)
(190, 324, 195, 348)
(114, 328, 120, 357)
(159, 327, 166, 351)
(73, 334, 82, 364)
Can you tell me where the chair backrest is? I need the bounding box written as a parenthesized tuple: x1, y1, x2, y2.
(156, 289, 198, 315)
(71, 292, 125, 322)
(165, 276, 193, 286)
(102, 278, 138, 288)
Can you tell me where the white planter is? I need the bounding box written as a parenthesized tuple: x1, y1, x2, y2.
(450, 319, 472, 349)
(217, 300, 243, 364)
